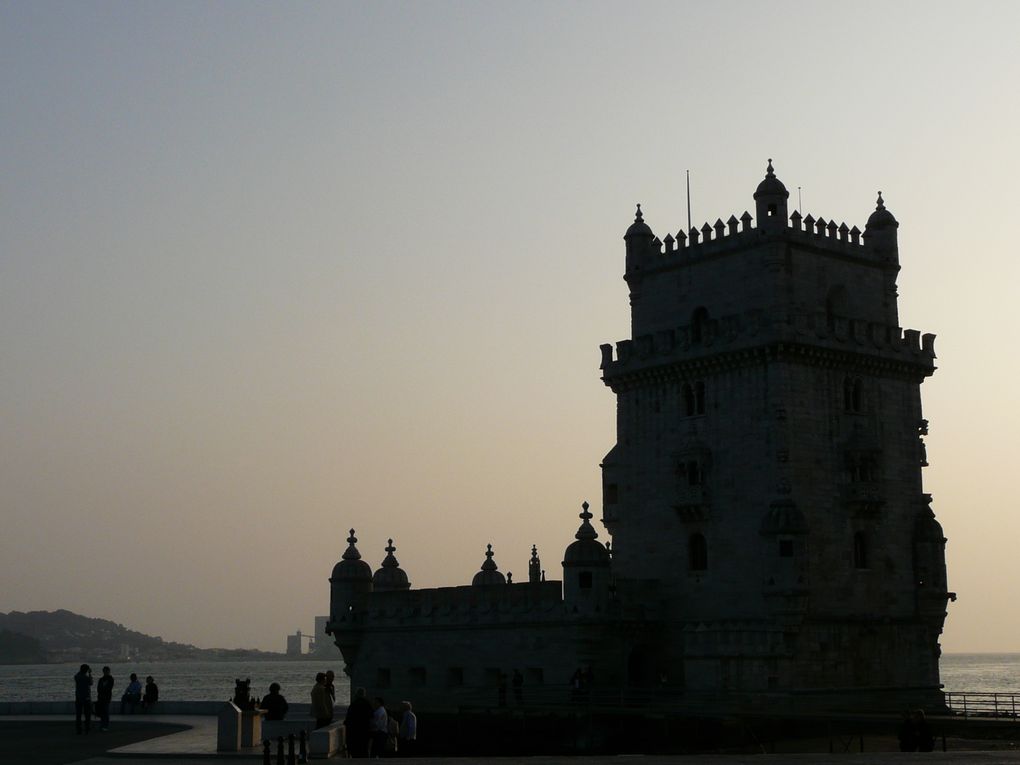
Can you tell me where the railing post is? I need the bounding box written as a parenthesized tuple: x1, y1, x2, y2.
(276, 736, 284, 765)
(994, 694, 1000, 717)
(287, 733, 296, 765)
(299, 729, 308, 763)
(263, 739, 271, 765)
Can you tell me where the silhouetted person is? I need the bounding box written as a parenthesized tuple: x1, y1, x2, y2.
(344, 686, 372, 758)
(914, 709, 935, 752)
(311, 672, 333, 728)
(512, 669, 524, 705)
(73, 664, 92, 734)
(260, 682, 289, 720)
(370, 697, 388, 757)
(121, 673, 141, 714)
(325, 669, 336, 704)
(897, 711, 917, 752)
(95, 666, 114, 731)
(142, 675, 159, 712)
(398, 700, 417, 756)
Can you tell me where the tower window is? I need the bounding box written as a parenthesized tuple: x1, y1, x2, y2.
(689, 533, 708, 571)
(677, 460, 704, 487)
(682, 382, 706, 416)
(579, 571, 593, 589)
(844, 377, 864, 413)
(853, 532, 869, 569)
(691, 307, 709, 344)
(768, 204, 777, 217)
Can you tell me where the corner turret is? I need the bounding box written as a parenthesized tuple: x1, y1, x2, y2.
(624, 204, 655, 274)
(562, 501, 611, 612)
(863, 191, 899, 262)
(753, 159, 789, 234)
(329, 529, 373, 624)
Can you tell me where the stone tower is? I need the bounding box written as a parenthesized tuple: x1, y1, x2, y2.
(599, 162, 952, 702)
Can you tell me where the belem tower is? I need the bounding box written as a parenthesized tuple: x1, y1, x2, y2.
(326, 161, 953, 713)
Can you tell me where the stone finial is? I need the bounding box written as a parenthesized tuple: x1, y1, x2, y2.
(575, 501, 598, 541)
(876, 191, 885, 210)
(342, 529, 362, 561)
(481, 543, 497, 570)
(380, 538, 400, 568)
(634, 203, 644, 222)
(766, 158, 775, 176)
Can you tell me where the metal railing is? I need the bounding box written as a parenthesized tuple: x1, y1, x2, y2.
(945, 692, 1020, 719)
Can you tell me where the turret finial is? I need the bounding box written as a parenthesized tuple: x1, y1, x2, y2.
(575, 501, 598, 541)
(634, 203, 644, 223)
(342, 529, 362, 561)
(766, 158, 774, 176)
(876, 191, 885, 210)
(386, 538, 395, 554)
(480, 543, 498, 570)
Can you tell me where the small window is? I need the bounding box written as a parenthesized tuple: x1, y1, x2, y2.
(579, 571, 593, 589)
(853, 532, 869, 569)
(408, 667, 426, 687)
(689, 533, 708, 571)
(447, 667, 464, 687)
(778, 539, 794, 558)
(376, 668, 391, 688)
(605, 483, 619, 504)
(767, 203, 777, 217)
(683, 383, 696, 416)
(691, 307, 709, 344)
(844, 376, 864, 413)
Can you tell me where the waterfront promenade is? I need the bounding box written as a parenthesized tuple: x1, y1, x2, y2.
(6, 714, 1020, 764)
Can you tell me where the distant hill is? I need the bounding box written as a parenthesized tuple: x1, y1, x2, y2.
(0, 610, 285, 664)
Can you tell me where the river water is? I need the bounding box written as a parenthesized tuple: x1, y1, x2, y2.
(0, 654, 1015, 703)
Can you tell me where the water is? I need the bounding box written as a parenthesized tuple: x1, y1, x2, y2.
(0, 654, 1016, 703)
(0, 659, 350, 704)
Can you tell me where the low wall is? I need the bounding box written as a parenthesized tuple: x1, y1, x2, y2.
(0, 701, 314, 717)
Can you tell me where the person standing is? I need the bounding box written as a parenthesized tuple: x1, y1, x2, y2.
(325, 670, 336, 705)
(310, 672, 333, 729)
(344, 687, 372, 758)
(73, 664, 93, 734)
(398, 701, 417, 757)
(142, 676, 159, 712)
(369, 697, 388, 758)
(95, 666, 114, 731)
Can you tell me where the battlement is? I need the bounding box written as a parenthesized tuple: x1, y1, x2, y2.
(633, 209, 882, 278)
(600, 309, 935, 378)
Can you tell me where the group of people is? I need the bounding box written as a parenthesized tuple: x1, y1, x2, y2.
(72, 664, 159, 734)
(304, 671, 416, 757)
(340, 687, 416, 758)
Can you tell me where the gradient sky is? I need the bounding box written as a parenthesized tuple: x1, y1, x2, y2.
(1, 1, 1017, 653)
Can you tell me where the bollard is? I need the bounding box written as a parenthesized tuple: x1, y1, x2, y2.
(276, 736, 285, 765)
(263, 739, 271, 765)
(288, 733, 296, 765)
(298, 729, 308, 763)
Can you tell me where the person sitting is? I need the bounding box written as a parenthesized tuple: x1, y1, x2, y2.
(260, 682, 289, 721)
(120, 673, 142, 714)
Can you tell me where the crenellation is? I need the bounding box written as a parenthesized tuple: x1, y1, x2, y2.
(727, 214, 739, 236)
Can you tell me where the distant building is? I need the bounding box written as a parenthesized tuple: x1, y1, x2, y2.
(311, 615, 331, 656)
(326, 162, 953, 713)
(286, 630, 303, 656)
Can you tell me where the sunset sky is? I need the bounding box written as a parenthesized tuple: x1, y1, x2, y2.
(2, 1, 1018, 653)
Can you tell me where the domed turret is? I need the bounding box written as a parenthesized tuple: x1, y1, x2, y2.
(562, 502, 611, 612)
(372, 538, 411, 592)
(624, 204, 656, 273)
(471, 544, 507, 586)
(329, 529, 373, 625)
(563, 502, 610, 565)
(528, 545, 542, 583)
(863, 191, 899, 261)
(753, 159, 789, 234)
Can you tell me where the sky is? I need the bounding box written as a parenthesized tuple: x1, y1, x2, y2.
(1, 1, 1018, 654)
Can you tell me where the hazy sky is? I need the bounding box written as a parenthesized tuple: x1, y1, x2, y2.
(1, 1, 1017, 654)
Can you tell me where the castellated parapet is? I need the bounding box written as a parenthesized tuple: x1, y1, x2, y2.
(326, 162, 952, 715)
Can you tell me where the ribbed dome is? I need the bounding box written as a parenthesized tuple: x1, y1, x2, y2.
(372, 538, 410, 591)
(624, 204, 654, 239)
(760, 499, 808, 535)
(331, 529, 372, 582)
(753, 159, 789, 200)
(865, 191, 898, 229)
(471, 544, 507, 586)
(563, 502, 610, 565)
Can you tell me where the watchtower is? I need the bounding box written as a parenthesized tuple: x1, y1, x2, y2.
(600, 161, 952, 702)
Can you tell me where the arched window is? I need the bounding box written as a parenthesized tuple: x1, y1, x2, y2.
(853, 532, 869, 569)
(691, 307, 709, 344)
(689, 533, 708, 571)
